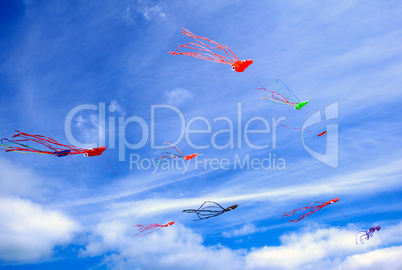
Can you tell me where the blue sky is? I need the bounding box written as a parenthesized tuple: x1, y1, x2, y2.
(1, 0, 402, 269)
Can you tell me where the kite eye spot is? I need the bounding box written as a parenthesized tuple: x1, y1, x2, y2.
(231, 66, 235, 71)
(84, 153, 88, 157)
(88, 148, 93, 151)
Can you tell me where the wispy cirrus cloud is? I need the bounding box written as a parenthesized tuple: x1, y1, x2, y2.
(222, 223, 258, 238)
(110, 100, 126, 116)
(71, 158, 402, 222)
(138, 4, 166, 20)
(121, 2, 166, 23)
(165, 88, 194, 106)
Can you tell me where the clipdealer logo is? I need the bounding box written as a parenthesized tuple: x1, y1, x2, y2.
(302, 102, 339, 168)
(63, 101, 338, 170)
(64, 102, 285, 160)
(129, 153, 285, 174)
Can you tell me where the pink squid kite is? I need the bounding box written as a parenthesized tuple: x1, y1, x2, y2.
(132, 221, 175, 237)
(282, 198, 339, 222)
(159, 142, 197, 160)
(0, 130, 106, 157)
(169, 28, 253, 72)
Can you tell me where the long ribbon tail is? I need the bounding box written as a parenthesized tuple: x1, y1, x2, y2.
(278, 123, 316, 134)
(184, 201, 227, 221)
(132, 224, 162, 237)
(256, 88, 297, 106)
(1, 138, 74, 156)
(135, 227, 162, 237)
(194, 211, 224, 221)
(14, 131, 83, 152)
(169, 28, 239, 65)
(7, 131, 84, 155)
(276, 79, 300, 103)
(283, 201, 327, 222)
(163, 142, 185, 156)
(159, 150, 184, 159)
(183, 209, 198, 213)
(282, 201, 325, 217)
(290, 206, 324, 222)
(355, 231, 366, 244)
(360, 233, 368, 244)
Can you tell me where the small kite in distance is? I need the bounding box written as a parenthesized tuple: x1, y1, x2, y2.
(159, 142, 198, 160)
(282, 198, 339, 222)
(169, 28, 253, 72)
(356, 226, 381, 244)
(257, 79, 308, 110)
(0, 130, 105, 157)
(276, 123, 327, 137)
(132, 221, 175, 237)
(183, 201, 238, 221)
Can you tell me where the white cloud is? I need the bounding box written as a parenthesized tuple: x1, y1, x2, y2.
(137, 4, 166, 20)
(81, 219, 402, 269)
(121, 6, 134, 23)
(165, 88, 194, 106)
(75, 115, 86, 127)
(0, 197, 80, 262)
(82, 220, 245, 270)
(109, 100, 126, 116)
(73, 113, 105, 145)
(121, 3, 166, 24)
(222, 224, 258, 238)
(245, 223, 402, 270)
(0, 157, 45, 198)
(336, 246, 402, 270)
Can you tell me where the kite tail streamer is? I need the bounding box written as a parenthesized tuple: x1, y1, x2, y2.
(132, 222, 175, 237)
(276, 79, 300, 104)
(169, 28, 239, 64)
(132, 224, 162, 237)
(12, 131, 84, 153)
(169, 28, 252, 72)
(158, 142, 198, 160)
(257, 80, 307, 109)
(277, 124, 326, 137)
(282, 198, 339, 222)
(1, 131, 106, 157)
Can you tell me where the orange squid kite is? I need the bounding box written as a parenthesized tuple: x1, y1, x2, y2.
(169, 28, 253, 72)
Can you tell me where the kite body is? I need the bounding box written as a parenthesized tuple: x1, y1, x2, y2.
(294, 101, 309, 110)
(184, 153, 198, 160)
(169, 28, 253, 72)
(183, 201, 238, 221)
(356, 226, 380, 244)
(282, 198, 339, 222)
(1, 130, 106, 157)
(231, 60, 253, 72)
(132, 221, 175, 237)
(84, 146, 106, 157)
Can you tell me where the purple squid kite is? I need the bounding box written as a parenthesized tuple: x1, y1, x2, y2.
(356, 226, 381, 244)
